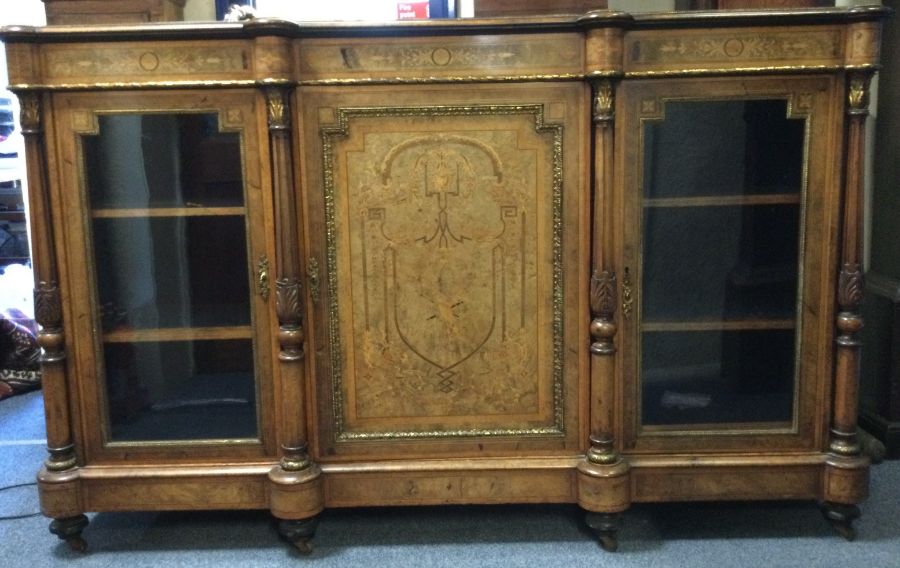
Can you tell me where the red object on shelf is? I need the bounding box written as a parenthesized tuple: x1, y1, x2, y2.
(397, 1, 430, 19)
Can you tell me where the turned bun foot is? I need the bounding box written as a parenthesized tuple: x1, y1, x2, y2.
(820, 502, 860, 541)
(585, 511, 621, 552)
(277, 517, 319, 554)
(49, 514, 89, 552)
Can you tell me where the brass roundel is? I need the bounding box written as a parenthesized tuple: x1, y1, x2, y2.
(723, 38, 744, 57)
(431, 47, 452, 66)
(139, 52, 160, 71)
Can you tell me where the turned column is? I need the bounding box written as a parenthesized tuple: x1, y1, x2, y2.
(576, 76, 631, 553)
(264, 87, 323, 553)
(821, 70, 876, 541)
(19, 91, 89, 551)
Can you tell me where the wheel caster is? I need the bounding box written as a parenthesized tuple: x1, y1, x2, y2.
(277, 517, 319, 554)
(65, 535, 88, 553)
(49, 514, 89, 553)
(585, 512, 621, 552)
(597, 533, 618, 552)
(821, 502, 860, 541)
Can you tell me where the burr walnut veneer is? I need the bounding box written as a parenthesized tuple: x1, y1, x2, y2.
(0, 6, 889, 552)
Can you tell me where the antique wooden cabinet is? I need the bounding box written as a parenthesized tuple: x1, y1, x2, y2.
(0, 5, 889, 553)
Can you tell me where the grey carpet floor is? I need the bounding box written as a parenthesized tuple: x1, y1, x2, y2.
(1, 390, 898, 567)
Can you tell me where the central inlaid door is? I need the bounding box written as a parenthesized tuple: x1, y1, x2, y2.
(300, 84, 589, 459)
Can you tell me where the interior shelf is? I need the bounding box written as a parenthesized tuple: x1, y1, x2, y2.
(103, 326, 253, 343)
(92, 206, 246, 218)
(643, 194, 801, 208)
(642, 319, 795, 332)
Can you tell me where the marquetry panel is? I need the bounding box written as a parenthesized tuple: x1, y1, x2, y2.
(82, 477, 267, 510)
(631, 465, 821, 502)
(324, 470, 576, 507)
(296, 34, 584, 83)
(330, 108, 559, 436)
(624, 26, 844, 76)
(302, 83, 588, 458)
(34, 41, 253, 87)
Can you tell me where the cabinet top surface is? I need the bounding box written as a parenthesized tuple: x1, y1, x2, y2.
(0, 6, 891, 42)
(1, 6, 888, 90)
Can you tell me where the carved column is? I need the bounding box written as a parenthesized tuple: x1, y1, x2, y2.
(20, 91, 89, 550)
(587, 78, 620, 462)
(264, 87, 323, 553)
(822, 70, 875, 540)
(831, 72, 871, 459)
(576, 77, 630, 552)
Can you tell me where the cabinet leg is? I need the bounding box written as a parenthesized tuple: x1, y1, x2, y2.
(49, 514, 89, 552)
(277, 516, 319, 554)
(820, 502, 860, 541)
(585, 511, 621, 552)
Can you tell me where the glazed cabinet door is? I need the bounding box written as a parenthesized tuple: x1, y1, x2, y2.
(618, 76, 842, 453)
(299, 83, 590, 461)
(51, 91, 277, 462)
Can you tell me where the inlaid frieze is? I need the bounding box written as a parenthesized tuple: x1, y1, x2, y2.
(41, 43, 249, 83)
(321, 105, 565, 440)
(626, 28, 843, 74)
(298, 35, 583, 81)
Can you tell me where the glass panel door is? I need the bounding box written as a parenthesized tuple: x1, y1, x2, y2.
(638, 99, 806, 430)
(81, 112, 259, 442)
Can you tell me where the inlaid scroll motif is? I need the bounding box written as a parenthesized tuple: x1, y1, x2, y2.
(357, 135, 530, 402)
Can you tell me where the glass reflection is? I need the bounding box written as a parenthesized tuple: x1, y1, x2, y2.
(640, 99, 804, 428)
(81, 112, 258, 443)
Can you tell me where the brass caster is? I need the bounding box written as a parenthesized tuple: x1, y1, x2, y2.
(277, 517, 319, 554)
(49, 514, 89, 553)
(598, 533, 618, 552)
(65, 536, 88, 553)
(820, 502, 860, 542)
(292, 539, 313, 555)
(585, 511, 621, 553)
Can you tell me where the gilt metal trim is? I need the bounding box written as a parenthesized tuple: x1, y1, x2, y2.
(265, 87, 290, 130)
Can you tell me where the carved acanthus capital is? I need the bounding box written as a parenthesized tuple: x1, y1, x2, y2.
(35, 281, 66, 363)
(35, 281, 61, 330)
(838, 264, 863, 312)
(276, 277, 304, 361)
(19, 92, 42, 134)
(847, 72, 873, 116)
(592, 79, 614, 123)
(266, 87, 290, 130)
(276, 277, 302, 327)
(590, 270, 618, 356)
(590, 270, 617, 320)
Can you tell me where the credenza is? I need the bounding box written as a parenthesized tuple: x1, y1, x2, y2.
(1, 5, 889, 552)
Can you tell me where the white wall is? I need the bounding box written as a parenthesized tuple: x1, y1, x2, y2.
(183, 0, 216, 21)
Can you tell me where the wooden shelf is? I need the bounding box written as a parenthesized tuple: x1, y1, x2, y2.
(103, 326, 252, 343)
(642, 319, 796, 332)
(92, 206, 245, 219)
(643, 194, 801, 208)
